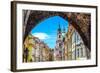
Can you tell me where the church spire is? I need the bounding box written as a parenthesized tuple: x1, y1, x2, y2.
(63, 26, 65, 33)
(58, 24, 61, 32)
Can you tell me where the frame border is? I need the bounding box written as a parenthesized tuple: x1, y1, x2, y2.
(11, 1, 98, 72)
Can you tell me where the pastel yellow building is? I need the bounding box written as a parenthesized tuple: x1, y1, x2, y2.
(23, 34, 51, 62)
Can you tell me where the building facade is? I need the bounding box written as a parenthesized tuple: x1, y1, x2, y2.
(64, 24, 90, 60)
(23, 34, 51, 62)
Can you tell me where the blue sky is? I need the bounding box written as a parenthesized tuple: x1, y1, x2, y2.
(30, 16, 68, 49)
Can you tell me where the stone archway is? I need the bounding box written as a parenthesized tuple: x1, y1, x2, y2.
(23, 10, 91, 51)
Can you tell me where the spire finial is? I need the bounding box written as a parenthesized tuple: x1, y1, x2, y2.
(58, 23, 61, 31)
(59, 24, 60, 29)
(63, 25, 65, 33)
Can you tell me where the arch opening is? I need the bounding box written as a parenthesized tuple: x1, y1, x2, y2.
(23, 10, 91, 62)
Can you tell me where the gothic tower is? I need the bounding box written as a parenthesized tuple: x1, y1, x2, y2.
(54, 24, 63, 61)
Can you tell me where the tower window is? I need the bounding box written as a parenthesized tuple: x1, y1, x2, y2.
(59, 35, 61, 38)
(59, 43, 62, 47)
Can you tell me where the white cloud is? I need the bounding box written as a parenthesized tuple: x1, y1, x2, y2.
(32, 32, 50, 40)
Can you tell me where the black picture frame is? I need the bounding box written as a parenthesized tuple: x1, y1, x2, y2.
(11, 1, 98, 72)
